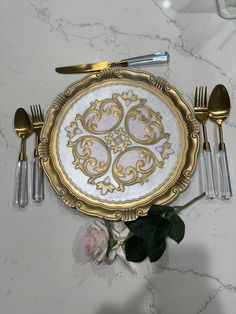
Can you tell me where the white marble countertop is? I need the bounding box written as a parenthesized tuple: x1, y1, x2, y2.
(1, 0, 236, 313)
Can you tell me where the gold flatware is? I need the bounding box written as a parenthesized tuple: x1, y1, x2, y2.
(14, 108, 32, 207)
(208, 84, 232, 199)
(30, 104, 45, 203)
(194, 86, 216, 198)
(55, 52, 169, 74)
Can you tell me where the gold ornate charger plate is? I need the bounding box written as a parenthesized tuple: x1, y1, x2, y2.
(39, 68, 199, 221)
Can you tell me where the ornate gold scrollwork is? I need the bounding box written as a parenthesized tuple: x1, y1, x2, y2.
(67, 135, 111, 184)
(105, 127, 132, 154)
(65, 90, 175, 194)
(112, 146, 164, 192)
(75, 94, 124, 134)
(125, 102, 170, 145)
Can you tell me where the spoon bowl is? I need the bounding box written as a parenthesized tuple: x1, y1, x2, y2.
(14, 108, 32, 139)
(208, 84, 230, 125)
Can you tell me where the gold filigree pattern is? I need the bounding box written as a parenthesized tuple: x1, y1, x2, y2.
(125, 103, 170, 145)
(96, 176, 115, 195)
(65, 121, 82, 139)
(67, 136, 111, 184)
(65, 91, 175, 193)
(155, 141, 175, 160)
(113, 147, 164, 192)
(105, 127, 132, 154)
(75, 95, 124, 134)
(120, 90, 138, 106)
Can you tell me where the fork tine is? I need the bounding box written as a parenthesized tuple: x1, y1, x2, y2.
(33, 105, 37, 122)
(36, 105, 40, 119)
(202, 86, 205, 109)
(30, 105, 34, 121)
(201, 86, 204, 109)
(194, 86, 198, 108)
(38, 104, 44, 122)
(198, 86, 201, 108)
(33, 105, 37, 121)
(37, 105, 43, 122)
(36, 105, 41, 123)
(33, 105, 36, 122)
(204, 86, 207, 109)
(198, 86, 201, 109)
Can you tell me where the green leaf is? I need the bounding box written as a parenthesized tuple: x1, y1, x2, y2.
(148, 204, 175, 216)
(125, 235, 147, 263)
(146, 218, 171, 263)
(147, 239, 167, 262)
(147, 218, 171, 248)
(124, 218, 169, 263)
(124, 206, 175, 264)
(125, 204, 174, 239)
(125, 215, 159, 239)
(125, 215, 151, 232)
(168, 215, 185, 244)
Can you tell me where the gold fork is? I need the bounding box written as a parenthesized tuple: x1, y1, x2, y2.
(30, 104, 44, 202)
(194, 86, 216, 198)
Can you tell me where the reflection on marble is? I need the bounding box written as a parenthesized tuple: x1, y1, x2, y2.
(0, 0, 236, 313)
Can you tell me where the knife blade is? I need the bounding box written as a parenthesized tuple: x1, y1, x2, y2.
(55, 52, 169, 74)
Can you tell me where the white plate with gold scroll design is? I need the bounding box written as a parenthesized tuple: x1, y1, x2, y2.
(39, 68, 199, 221)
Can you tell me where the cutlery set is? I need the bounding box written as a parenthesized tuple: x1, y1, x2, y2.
(194, 84, 232, 200)
(14, 105, 44, 208)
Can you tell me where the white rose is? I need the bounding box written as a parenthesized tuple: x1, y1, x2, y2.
(84, 222, 109, 264)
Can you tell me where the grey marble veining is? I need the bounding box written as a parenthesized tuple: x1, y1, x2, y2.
(0, 0, 236, 313)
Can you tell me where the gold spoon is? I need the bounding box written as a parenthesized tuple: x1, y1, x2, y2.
(14, 108, 32, 207)
(208, 84, 232, 199)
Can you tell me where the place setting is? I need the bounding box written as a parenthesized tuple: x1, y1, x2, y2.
(194, 84, 232, 200)
(13, 51, 233, 267)
(14, 104, 45, 208)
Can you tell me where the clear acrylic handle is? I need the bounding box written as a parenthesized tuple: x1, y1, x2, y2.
(126, 52, 169, 66)
(203, 149, 217, 198)
(218, 149, 232, 199)
(15, 160, 28, 207)
(32, 156, 44, 202)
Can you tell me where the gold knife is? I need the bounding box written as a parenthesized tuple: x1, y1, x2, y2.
(55, 52, 169, 74)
